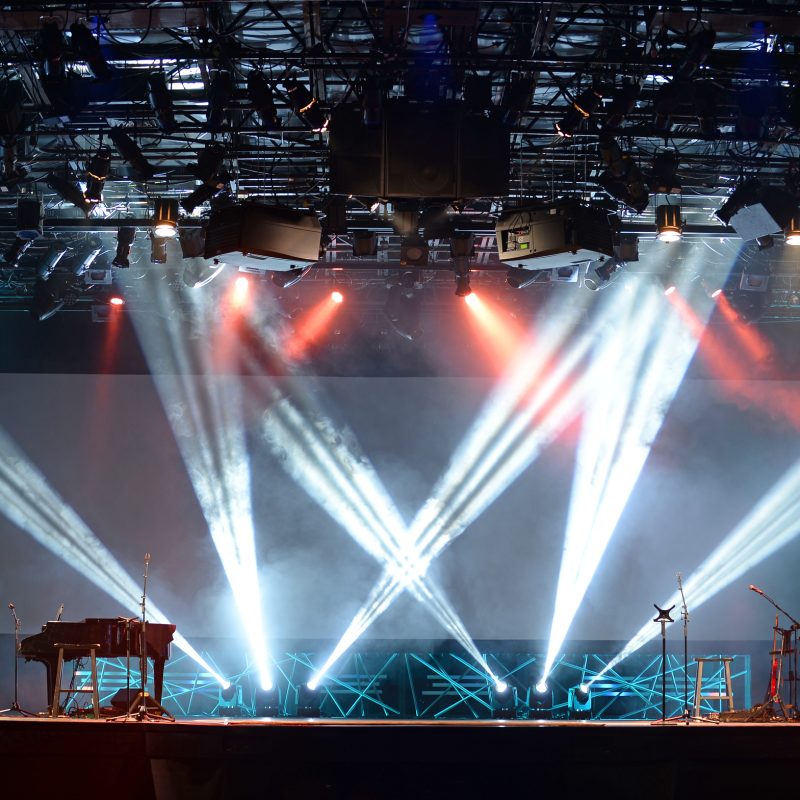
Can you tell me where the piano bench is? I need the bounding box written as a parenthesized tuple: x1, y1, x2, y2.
(51, 644, 101, 719)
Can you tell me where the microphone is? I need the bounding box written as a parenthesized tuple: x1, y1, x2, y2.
(56, 603, 64, 621)
(7, 602, 14, 610)
(749, 584, 764, 596)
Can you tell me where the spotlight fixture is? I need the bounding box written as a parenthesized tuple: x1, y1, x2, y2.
(568, 684, 592, 719)
(206, 70, 232, 132)
(40, 16, 65, 81)
(400, 236, 429, 267)
(72, 238, 102, 276)
(756, 235, 774, 251)
(109, 295, 125, 306)
(150, 233, 168, 264)
(182, 258, 225, 288)
(677, 27, 716, 80)
(715, 178, 761, 225)
(556, 85, 604, 137)
(500, 74, 533, 128)
(584, 257, 620, 291)
(597, 135, 649, 213)
(30, 277, 64, 321)
(450, 232, 474, 259)
(506, 266, 542, 289)
(112, 226, 136, 268)
(352, 231, 377, 257)
(652, 81, 684, 133)
(84, 146, 111, 204)
(535, 681, 548, 694)
(785, 213, 800, 246)
(16, 198, 43, 240)
(108, 128, 155, 182)
(656, 204, 682, 243)
(153, 198, 179, 238)
(69, 21, 111, 81)
(331, 290, 344, 304)
(605, 78, 640, 128)
(271, 265, 312, 288)
(454, 266, 471, 297)
(660, 271, 678, 295)
(181, 144, 226, 213)
(46, 172, 92, 216)
(36, 242, 67, 279)
(693, 81, 719, 139)
(284, 77, 328, 131)
(4, 236, 31, 265)
(648, 151, 681, 194)
(247, 71, 281, 131)
(147, 72, 177, 134)
(715, 179, 796, 241)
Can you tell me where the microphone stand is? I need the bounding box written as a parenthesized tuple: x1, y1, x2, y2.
(0, 603, 34, 716)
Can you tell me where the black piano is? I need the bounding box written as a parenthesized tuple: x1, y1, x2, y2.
(19, 618, 176, 708)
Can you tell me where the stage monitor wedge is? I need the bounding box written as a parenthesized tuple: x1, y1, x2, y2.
(204, 203, 321, 272)
(329, 100, 510, 199)
(496, 201, 618, 271)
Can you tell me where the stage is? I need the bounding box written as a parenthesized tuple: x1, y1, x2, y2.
(2, 716, 799, 800)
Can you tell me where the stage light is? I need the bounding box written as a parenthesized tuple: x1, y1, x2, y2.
(153, 198, 179, 238)
(500, 74, 533, 128)
(597, 135, 649, 214)
(331, 290, 344, 304)
(450, 232, 475, 259)
(109, 295, 124, 306)
(36, 243, 67, 279)
(579, 683, 589, 694)
(656, 204, 682, 243)
(568, 685, 592, 718)
(181, 144, 226, 213)
(30, 278, 64, 322)
(271, 266, 312, 288)
(677, 27, 716, 79)
(352, 231, 377, 257)
(584, 258, 620, 291)
(595, 456, 800, 686)
(556, 85, 604, 137)
(714, 178, 761, 225)
(109, 128, 155, 182)
(506, 266, 541, 289)
(536, 681, 548, 694)
(711, 288, 722, 298)
(112, 226, 136, 268)
(605, 78, 640, 128)
(150, 233, 168, 264)
(147, 72, 177, 134)
(206, 70, 232, 132)
(40, 16, 65, 80)
(496, 680, 508, 693)
(247, 71, 280, 131)
(0, 425, 227, 686)
(46, 172, 92, 216)
(785, 213, 800, 245)
(649, 151, 681, 195)
(652, 81, 683, 133)
(72, 238, 102, 277)
(232, 275, 250, 307)
(84, 146, 111, 204)
(400, 236, 429, 267)
(16, 198, 43, 240)
(693, 81, 719, 139)
(284, 77, 328, 131)
(69, 21, 111, 80)
(4, 236, 31, 266)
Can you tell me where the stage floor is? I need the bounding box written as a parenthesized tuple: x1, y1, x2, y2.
(2, 715, 799, 799)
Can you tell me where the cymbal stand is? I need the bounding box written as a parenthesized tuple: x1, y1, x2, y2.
(747, 588, 799, 721)
(0, 603, 34, 716)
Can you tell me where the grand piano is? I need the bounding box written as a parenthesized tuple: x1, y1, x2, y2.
(19, 618, 176, 708)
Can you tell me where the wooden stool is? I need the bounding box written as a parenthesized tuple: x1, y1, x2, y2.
(51, 643, 101, 719)
(694, 656, 734, 715)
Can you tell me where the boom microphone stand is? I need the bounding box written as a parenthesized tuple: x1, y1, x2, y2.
(0, 603, 34, 716)
(652, 604, 674, 724)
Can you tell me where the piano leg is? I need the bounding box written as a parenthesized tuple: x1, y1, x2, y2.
(44, 658, 56, 714)
(153, 658, 165, 705)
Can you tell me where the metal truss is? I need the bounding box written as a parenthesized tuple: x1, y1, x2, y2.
(69, 647, 751, 720)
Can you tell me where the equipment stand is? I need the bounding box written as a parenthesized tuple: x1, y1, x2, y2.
(115, 554, 173, 722)
(651, 604, 675, 725)
(0, 603, 34, 716)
